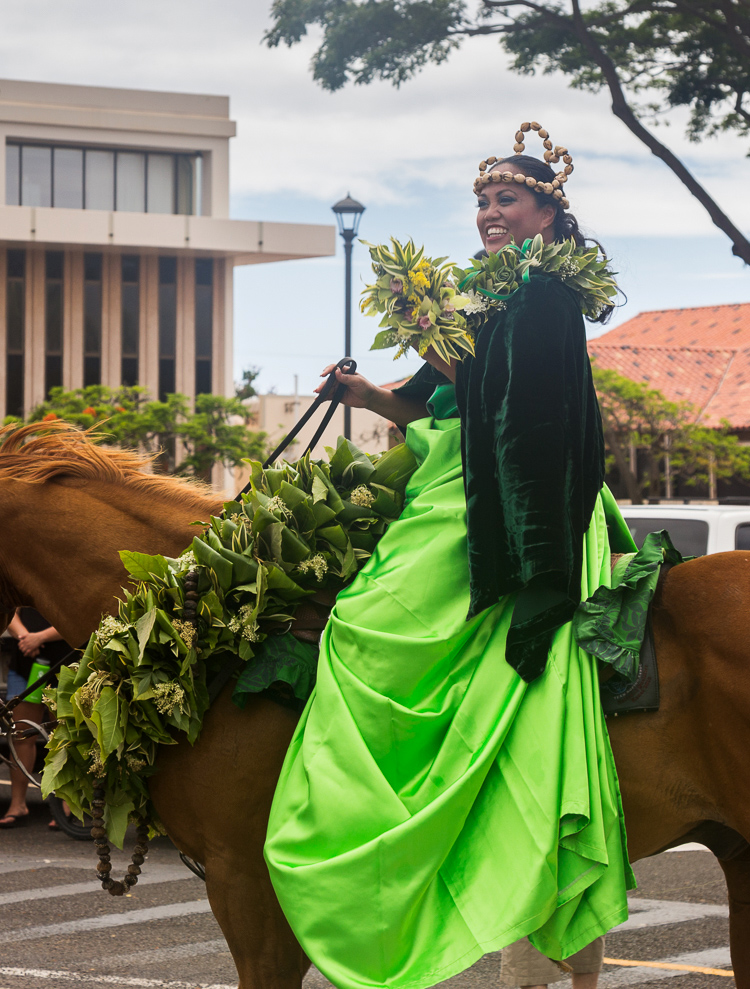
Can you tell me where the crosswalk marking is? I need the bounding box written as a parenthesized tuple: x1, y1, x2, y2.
(614, 896, 728, 931)
(103, 939, 228, 967)
(0, 867, 198, 906)
(0, 899, 213, 945)
(0, 969, 234, 989)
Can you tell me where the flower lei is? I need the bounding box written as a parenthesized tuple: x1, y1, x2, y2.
(42, 439, 417, 846)
(362, 235, 618, 360)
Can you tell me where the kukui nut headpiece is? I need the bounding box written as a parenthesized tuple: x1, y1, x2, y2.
(474, 121, 573, 209)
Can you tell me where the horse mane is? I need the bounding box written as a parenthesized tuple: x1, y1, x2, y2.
(0, 421, 219, 510)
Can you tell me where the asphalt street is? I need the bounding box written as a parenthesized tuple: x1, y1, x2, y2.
(0, 769, 735, 989)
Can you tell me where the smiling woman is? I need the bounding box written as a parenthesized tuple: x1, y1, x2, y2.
(265, 124, 635, 989)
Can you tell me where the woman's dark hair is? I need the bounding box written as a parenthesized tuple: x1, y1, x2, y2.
(493, 155, 614, 323)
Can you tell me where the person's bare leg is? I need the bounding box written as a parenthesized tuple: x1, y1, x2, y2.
(572, 973, 599, 989)
(520, 978, 598, 989)
(1, 701, 43, 823)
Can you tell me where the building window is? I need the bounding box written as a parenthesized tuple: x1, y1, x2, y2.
(158, 257, 177, 401)
(84, 253, 103, 387)
(195, 259, 213, 395)
(121, 255, 140, 387)
(22, 146, 52, 208)
(5, 142, 200, 215)
(86, 150, 115, 211)
(5, 249, 25, 417)
(45, 251, 64, 396)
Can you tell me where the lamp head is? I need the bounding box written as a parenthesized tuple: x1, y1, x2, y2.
(332, 193, 365, 237)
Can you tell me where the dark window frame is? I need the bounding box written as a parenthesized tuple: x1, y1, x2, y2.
(121, 254, 140, 387)
(195, 258, 213, 396)
(44, 250, 64, 397)
(83, 252, 103, 387)
(6, 140, 200, 215)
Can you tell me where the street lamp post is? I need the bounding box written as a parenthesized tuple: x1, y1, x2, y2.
(331, 193, 365, 439)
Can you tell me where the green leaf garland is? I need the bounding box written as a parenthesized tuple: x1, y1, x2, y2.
(362, 234, 618, 360)
(42, 439, 417, 845)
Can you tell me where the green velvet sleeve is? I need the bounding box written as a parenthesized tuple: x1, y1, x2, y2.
(455, 275, 605, 682)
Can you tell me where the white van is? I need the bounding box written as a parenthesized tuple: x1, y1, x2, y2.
(619, 503, 750, 558)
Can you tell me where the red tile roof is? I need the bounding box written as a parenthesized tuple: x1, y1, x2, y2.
(589, 303, 750, 428)
(593, 302, 750, 349)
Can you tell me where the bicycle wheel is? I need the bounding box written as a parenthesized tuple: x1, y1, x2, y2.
(47, 795, 93, 840)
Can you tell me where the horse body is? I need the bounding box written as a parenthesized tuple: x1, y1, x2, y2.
(1, 423, 748, 988)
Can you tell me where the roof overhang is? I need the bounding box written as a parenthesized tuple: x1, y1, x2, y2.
(0, 205, 336, 265)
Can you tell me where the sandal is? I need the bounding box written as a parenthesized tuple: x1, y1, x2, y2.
(0, 812, 30, 829)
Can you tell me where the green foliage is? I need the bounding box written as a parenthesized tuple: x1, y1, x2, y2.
(265, 0, 750, 147)
(235, 366, 261, 402)
(592, 363, 750, 501)
(498, 1, 750, 147)
(42, 439, 418, 843)
(13, 385, 267, 478)
(264, 0, 466, 90)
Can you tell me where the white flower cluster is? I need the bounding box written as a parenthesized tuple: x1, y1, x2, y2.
(171, 619, 197, 648)
(152, 681, 186, 716)
(266, 495, 293, 519)
(350, 485, 376, 508)
(42, 687, 57, 711)
(463, 291, 489, 315)
(177, 549, 197, 570)
(95, 615, 127, 647)
(558, 258, 579, 280)
(227, 604, 261, 642)
(86, 746, 106, 776)
(297, 553, 328, 582)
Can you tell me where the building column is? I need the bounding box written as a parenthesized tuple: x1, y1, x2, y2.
(177, 255, 195, 402)
(142, 254, 159, 400)
(67, 250, 84, 390)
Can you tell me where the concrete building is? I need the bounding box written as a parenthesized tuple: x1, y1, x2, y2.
(0, 78, 335, 480)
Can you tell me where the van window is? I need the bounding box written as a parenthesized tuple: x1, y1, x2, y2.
(625, 518, 709, 558)
(736, 524, 750, 551)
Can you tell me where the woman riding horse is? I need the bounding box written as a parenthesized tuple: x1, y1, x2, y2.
(264, 124, 635, 989)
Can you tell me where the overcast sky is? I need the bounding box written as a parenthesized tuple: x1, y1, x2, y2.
(2, 0, 749, 395)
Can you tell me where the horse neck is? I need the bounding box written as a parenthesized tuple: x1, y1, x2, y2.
(0, 477, 222, 647)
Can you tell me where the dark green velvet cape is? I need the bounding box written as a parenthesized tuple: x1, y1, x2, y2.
(396, 274, 605, 682)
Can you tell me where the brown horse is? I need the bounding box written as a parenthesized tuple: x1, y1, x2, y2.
(0, 421, 748, 988)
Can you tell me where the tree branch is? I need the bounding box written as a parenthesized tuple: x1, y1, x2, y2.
(569, 0, 750, 265)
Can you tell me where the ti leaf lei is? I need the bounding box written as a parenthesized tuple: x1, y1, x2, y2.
(42, 439, 417, 847)
(362, 234, 618, 361)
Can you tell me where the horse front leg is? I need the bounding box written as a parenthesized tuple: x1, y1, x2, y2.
(719, 846, 750, 989)
(150, 689, 309, 989)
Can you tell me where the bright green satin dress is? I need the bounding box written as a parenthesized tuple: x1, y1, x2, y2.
(265, 397, 633, 989)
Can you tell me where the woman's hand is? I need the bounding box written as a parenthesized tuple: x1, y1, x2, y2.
(315, 365, 378, 410)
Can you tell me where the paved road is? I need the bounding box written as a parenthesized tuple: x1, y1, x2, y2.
(0, 773, 734, 989)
